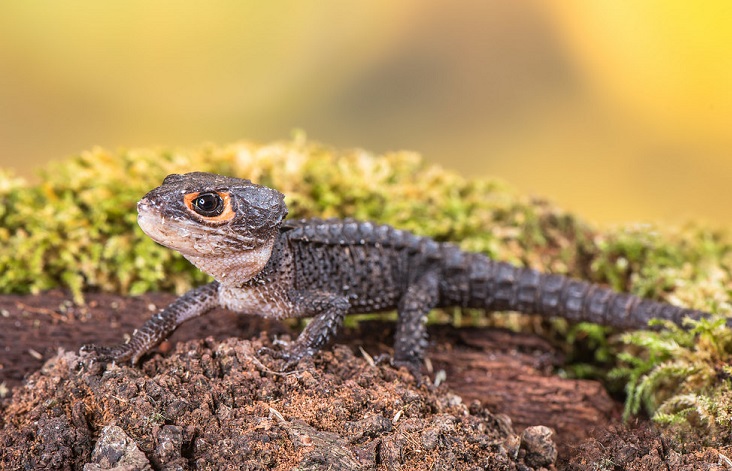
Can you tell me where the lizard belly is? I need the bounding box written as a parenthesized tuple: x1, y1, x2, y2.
(218, 285, 293, 320)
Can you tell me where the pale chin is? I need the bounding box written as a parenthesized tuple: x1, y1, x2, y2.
(137, 209, 215, 257)
(137, 211, 174, 249)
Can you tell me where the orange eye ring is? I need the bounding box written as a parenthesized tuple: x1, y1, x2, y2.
(184, 191, 236, 221)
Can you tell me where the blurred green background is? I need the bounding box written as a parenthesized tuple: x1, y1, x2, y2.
(1, 1, 731, 226)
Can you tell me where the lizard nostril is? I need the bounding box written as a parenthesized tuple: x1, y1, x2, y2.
(138, 197, 162, 216)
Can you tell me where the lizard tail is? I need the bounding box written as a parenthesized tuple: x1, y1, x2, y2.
(438, 245, 711, 329)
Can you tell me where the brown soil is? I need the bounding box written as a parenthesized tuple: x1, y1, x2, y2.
(0, 291, 728, 470)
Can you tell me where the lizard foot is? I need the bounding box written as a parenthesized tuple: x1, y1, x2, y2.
(80, 343, 135, 364)
(393, 360, 424, 384)
(258, 345, 317, 371)
(374, 353, 424, 384)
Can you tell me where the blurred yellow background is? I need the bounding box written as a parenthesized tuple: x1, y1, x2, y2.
(1, 1, 731, 226)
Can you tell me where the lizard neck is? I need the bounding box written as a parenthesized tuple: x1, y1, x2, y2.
(182, 238, 276, 287)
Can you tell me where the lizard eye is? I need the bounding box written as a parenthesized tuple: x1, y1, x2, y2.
(191, 192, 224, 217)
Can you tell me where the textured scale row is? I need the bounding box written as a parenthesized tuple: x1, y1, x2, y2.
(447, 253, 707, 329)
(283, 218, 442, 257)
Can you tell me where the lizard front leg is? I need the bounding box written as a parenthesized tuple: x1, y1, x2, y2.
(262, 290, 350, 369)
(82, 281, 221, 364)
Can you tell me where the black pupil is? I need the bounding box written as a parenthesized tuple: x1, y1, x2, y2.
(193, 193, 222, 215)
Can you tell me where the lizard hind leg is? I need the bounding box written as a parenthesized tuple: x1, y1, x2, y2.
(393, 272, 440, 378)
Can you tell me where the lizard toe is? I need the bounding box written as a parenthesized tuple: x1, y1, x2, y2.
(371, 353, 425, 383)
(373, 353, 394, 365)
(280, 349, 317, 371)
(80, 344, 134, 364)
(257, 346, 284, 359)
(391, 359, 425, 384)
(259, 344, 317, 371)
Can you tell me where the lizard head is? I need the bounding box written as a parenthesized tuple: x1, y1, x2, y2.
(137, 172, 288, 284)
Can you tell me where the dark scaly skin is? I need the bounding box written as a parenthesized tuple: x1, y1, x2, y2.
(83, 172, 715, 374)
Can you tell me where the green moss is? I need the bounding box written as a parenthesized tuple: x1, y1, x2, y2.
(2, 134, 731, 429)
(0, 135, 592, 299)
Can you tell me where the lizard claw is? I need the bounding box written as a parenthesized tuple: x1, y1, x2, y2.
(257, 346, 284, 359)
(258, 344, 316, 371)
(393, 359, 424, 384)
(256, 335, 294, 359)
(80, 343, 135, 364)
(374, 353, 424, 383)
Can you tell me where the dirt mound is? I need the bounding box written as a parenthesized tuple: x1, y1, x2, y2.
(1, 337, 558, 470)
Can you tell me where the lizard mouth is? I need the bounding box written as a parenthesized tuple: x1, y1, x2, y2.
(136, 198, 191, 252)
(137, 199, 168, 245)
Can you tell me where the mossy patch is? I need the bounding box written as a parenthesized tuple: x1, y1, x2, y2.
(2, 134, 731, 430)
